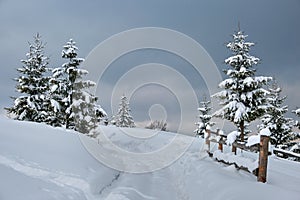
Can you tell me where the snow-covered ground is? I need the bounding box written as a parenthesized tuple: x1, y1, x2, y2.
(0, 116, 299, 200)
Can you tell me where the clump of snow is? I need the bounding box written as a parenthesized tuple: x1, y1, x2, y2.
(226, 131, 240, 145)
(50, 99, 60, 112)
(26, 96, 36, 109)
(260, 128, 271, 136)
(246, 135, 260, 147)
(50, 84, 58, 92)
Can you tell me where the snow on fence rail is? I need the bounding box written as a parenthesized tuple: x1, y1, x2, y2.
(204, 129, 270, 183)
(213, 150, 258, 173)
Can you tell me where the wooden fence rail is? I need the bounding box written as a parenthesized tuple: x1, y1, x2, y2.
(273, 148, 300, 161)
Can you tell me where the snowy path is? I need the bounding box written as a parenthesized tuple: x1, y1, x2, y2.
(0, 145, 197, 200)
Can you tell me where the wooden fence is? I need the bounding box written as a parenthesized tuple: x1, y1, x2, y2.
(205, 129, 270, 183)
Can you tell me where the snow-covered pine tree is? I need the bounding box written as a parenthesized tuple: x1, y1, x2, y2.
(213, 28, 272, 141)
(194, 95, 215, 137)
(259, 81, 294, 147)
(293, 108, 300, 129)
(115, 95, 135, 128)
(51, 39, 86, 129)
(6, 33, 54, 123)
(55, 39, 106, 134)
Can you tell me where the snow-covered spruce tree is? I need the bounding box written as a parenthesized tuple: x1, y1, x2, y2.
(259, 82, 294, 147)
(51, 39, 85, 129)
(56, 39, 105, 134)
(194, 95, 215, 137)
(115, 95, 135, 128)
(6, 33, 54, 123)
(213, 29, 272, 141)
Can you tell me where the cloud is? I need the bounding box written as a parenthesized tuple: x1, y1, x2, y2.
(1, 0, 300, 136)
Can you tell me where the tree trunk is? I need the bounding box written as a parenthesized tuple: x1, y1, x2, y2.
(205, 129, 211, 152)
(240, 120, 244, 142)
(66, 81, 74, 130)
(66, 94, 72, 129)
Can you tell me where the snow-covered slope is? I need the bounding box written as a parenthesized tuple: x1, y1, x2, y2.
(0, 117, 299, 200)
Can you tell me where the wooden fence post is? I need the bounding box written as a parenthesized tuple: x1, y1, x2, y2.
(257, 135, 269, 183)
(216, 129, 223, 152)
(218, 143, 223, 152)
(232, 145, 237, 155)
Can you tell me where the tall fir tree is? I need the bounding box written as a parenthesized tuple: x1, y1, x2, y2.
(259, 82, 294, 147)
(213, 28, 272, 141)
(51, 39, 85, 129)
(53, 39, 106, 133)
(194, 95, 215, 137)
(115, 95, 135, 128)
(6, 33, 54, 123)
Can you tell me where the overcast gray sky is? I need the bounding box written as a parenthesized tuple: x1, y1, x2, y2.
(1, 0, 299, 133)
